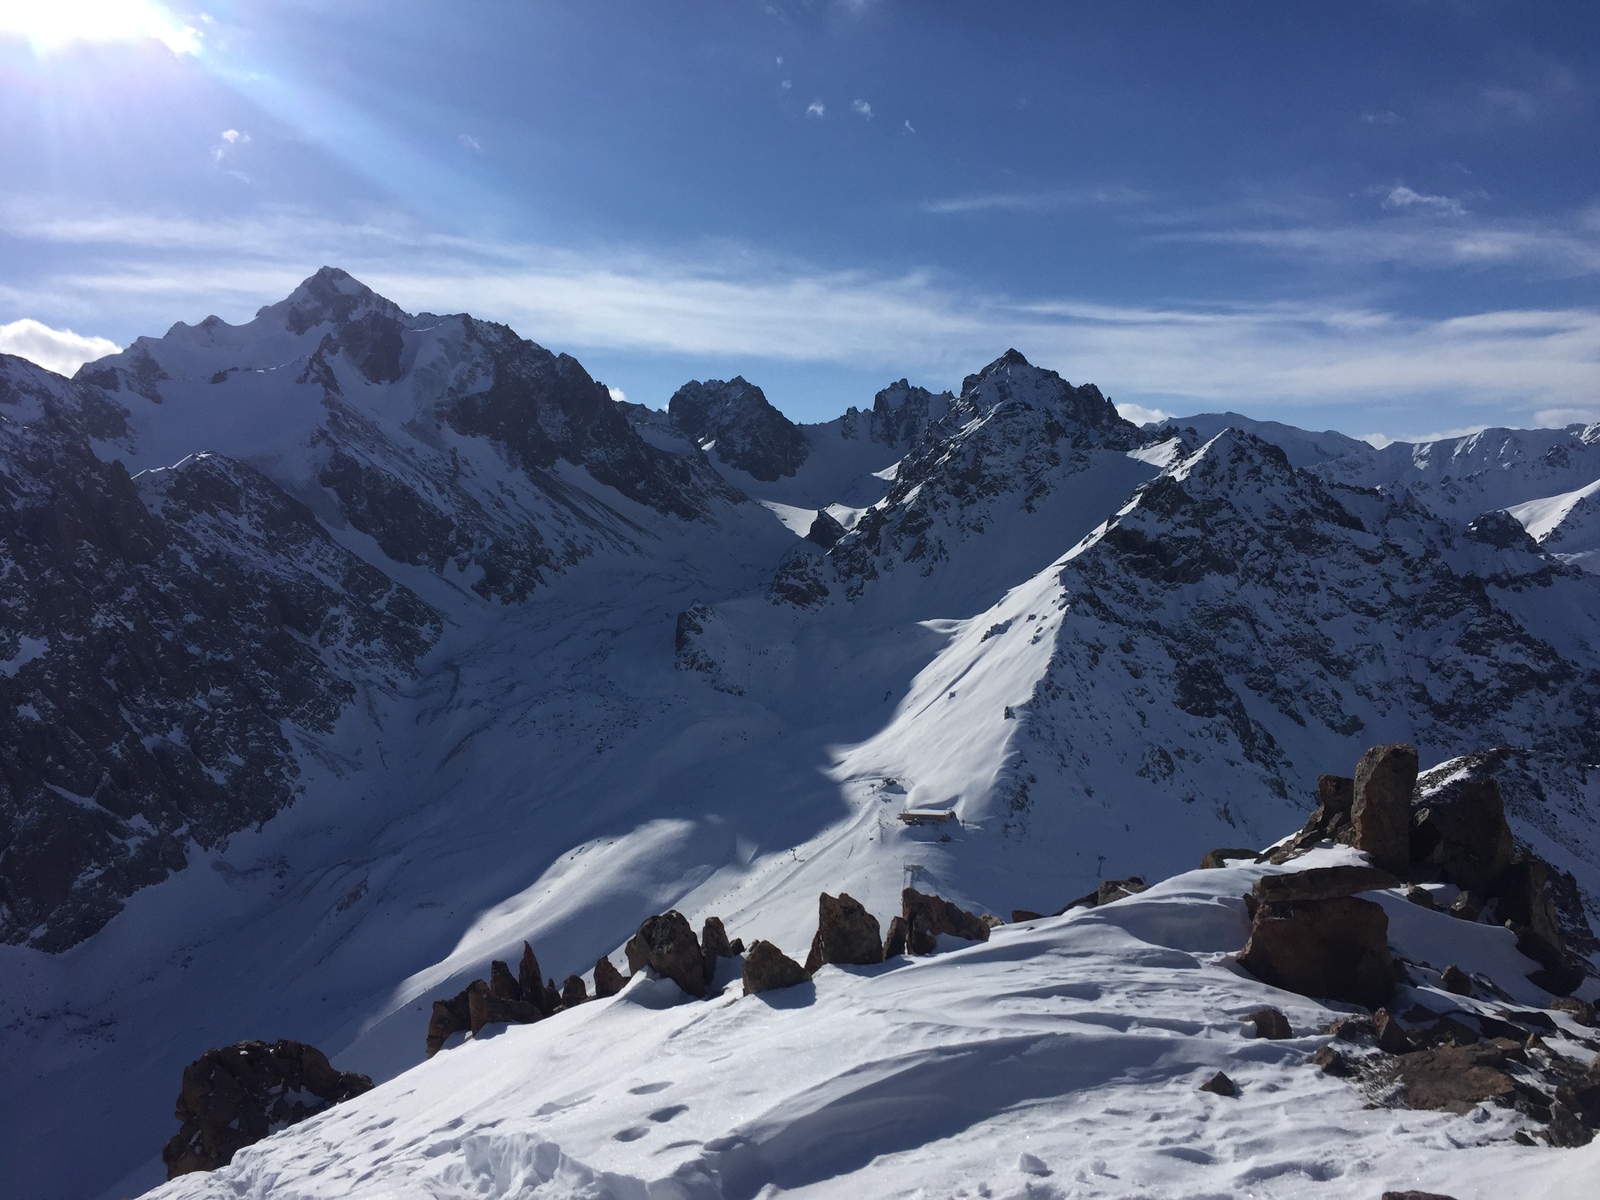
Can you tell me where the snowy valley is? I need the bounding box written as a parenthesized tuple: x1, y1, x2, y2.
(2, 269, 1599, 1200)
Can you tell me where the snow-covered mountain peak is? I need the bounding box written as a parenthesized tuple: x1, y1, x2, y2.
(953, 348, 1130, 438)
(265, 265, 407, 337)
(668, 375, 809, 482)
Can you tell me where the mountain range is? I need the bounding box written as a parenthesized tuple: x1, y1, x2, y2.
(2, 268, 1598, 1199)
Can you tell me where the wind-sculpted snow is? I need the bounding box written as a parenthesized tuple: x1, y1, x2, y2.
(144, 853, 1600, 1200)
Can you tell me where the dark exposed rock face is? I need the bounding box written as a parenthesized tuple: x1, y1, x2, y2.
(468, 985, 541, 1035)
(561, 975, 588, 1007)
(0, 355, 441, 950)
(1199, 1071, 1237, 1097)
(1382, 1042, 1520, 1114)
(901, 888, 991, 955)
(1251, 865, 1400, 905)
(1244, 1007, 1292, 1039)
(426, 989, 472, 1058)
(625, 910, 707, 997)
(741, 940, 807, 995)
(1352, 744, 1417, 877)
(1201, 848, 1260, 869)
(519, 944, 550, 1013)
(594, 955, 627, 998)
(1238, 894, 1395, 1008)
(883, 915, 909, 957)
(668, 376, 810, 482)
(1409, 777, 1513, 895)
(490, 960, 520, 1000)
(162, 1039, 372, 1179)
(804, 892, 885, 972)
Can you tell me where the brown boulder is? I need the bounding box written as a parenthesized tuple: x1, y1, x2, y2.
(902, 887, 991, 955)
(625, 910, 707, 997)
(1251, 864, 1400, 904)
(742, 940, 808, 995)
(1408, 776, 1512, 894)
(468, 982, 540, 1035)
(518, 943, 550, 1012)
(425, 988, 472, 1058)
(1439, 964, 1472, 996)
(161, 1039, 373, 1179)
(702, 916, 734, 959)
(883, 914, 909, 957)
(1373, 1008, 1415, 1054)
(594, 954, 626, 998)
(543, 978, 562, 1012)
(489, 959, 520, 1001)
(1199, 1071, 1237, 1096)
(561, 974, 588, 1007)
(1238, 894, 1395, 1008)
(1351, 744, 1417, 876)
(804, 892, 885, 972)
(1244, 1007, 1292, 1039)
(1383, 1042, 1518, 1114)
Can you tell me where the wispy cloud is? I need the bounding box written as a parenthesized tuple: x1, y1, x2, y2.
(920, 186, 1144, 215)
(5, 200, 1599, 422)
(0, 318, 121, 376)
(851, 99, 873, 119)
(458, 134, 482, 152)
(1167, 212, 1600, 276)
(1113, 402, 1173, 426)
(805, 99, 825, 118)
(1379, 185, 1466, 216)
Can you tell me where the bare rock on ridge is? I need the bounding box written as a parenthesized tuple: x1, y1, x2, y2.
(1238, 894, 1395, 1008)
(804, 892, 885, 972)
(902, 887, 991, 955)
(1351, 744, 1417, 876)
(162, 1039, 372, 1179)
(625, 910, 707, 997)
(742, 940, 808, 995)
(594, 955, 627, 998)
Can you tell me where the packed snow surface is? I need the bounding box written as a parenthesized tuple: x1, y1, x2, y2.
(147, 849, 1600, 1200)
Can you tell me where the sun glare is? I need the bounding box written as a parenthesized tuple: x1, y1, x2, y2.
(0, 0, 202, 56)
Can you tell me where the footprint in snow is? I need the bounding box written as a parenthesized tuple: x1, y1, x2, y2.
(613, 1127, 649, 1142)
(649, 1105, 688, 1123)
(628, 1081, 672, 1095)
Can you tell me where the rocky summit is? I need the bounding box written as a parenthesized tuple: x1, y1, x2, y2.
(3, 271, 1600, 1200)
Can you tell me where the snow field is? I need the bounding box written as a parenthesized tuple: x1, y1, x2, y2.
(145, 849, 1600, 1200)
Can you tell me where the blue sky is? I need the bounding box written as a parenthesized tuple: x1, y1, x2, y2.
(0, 0, 1596, 440)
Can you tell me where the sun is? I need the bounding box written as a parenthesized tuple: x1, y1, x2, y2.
(0, 0, 203, 56)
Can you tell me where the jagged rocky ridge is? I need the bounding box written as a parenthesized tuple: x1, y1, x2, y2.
(1, 267, 743, 950)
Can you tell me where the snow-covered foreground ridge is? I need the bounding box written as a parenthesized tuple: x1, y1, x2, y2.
(151, 848, 1600, 1200)
(3, 267, 1600, 1198)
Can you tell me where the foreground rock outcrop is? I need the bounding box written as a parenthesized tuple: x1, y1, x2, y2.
(162, 1040, 372, 1178)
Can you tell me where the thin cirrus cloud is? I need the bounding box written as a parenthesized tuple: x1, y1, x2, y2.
(0, 318, 121, 376)
(920, 186, 1145, 215)
(1379, 185, 1466, 216)
(851, 99, 873, 118)
(805, 100, 825, 118)
(4, 203, 1597, 425)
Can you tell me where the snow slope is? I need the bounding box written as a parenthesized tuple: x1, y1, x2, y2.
(1508, 477, 1600, 574)
(146, 848, 1600, 1200)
